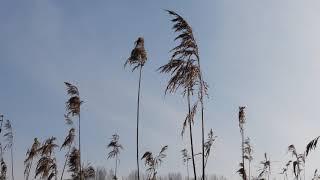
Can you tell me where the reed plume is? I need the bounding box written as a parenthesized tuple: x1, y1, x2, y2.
(0, 145, 6, 180)
(24, 138, 40, 180)
(0, 159, 7, 180)
(181, 148, 191, 180)
(306, 136, 320, 156)
(35, 137, 58, 180)
(60, 128, 75, 180)
(204, 129, 217, 168)
(68, 147, 80, 179)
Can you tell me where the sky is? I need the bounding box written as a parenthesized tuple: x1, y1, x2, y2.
(1, 0, 320, 179)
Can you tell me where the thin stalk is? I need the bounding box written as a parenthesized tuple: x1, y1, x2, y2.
(187, 160, 189, 180)
(187, 90, 197, 180)
(195, 44, 205, 180)
(304, 162, 305, 180)
(248, 161, 251, 180)
(241, 130, 245, 180)
(0, 115, 3, 134)
(201, 102, 204, 180)
(55, 160, 58, 180)
(115, 154, 118, 179)
(60, 146, 71, 180)
(78, 114, 82, 180)
(136, 65, 143, 180)
(11, 145, 14, 180)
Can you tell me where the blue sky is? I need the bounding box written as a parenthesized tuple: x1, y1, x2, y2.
(1, 0, 320, 179)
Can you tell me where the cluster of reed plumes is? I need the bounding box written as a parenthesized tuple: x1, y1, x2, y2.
(2, 9, 320, 180)
(6, 10, 214, 180)
(234, 106, 320, 180)
(12, 9, 216, 180)
(122, 9, 214, 180)
(22, 82, 95, 180)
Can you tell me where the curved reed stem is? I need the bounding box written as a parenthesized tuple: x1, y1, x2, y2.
(60, 146, 71, 180)
(136, 65, 143, 180)
(78, 114, 82, 180)
(187, 90, 197, 180)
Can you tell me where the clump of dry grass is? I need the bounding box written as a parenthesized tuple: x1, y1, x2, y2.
(67, 147, 95, 180)
(287, 144, 305, 179)
(107, 133, 123, 180)
(280, 160, 291, 180)
(142, 145, 168, 180)
(258, 153, 271, 180)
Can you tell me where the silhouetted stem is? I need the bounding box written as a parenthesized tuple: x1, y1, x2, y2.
(188, 90, 197, 180)
(194, 40, 206, 180)
(187, 160, 189, 180)
(241, 129, 245, 180)
(201, 100, 204, 180)
(303, 162, 305, 180)
(11, 146, 14, 180)
(55, 161, 58, 180)
(115, 155, 118, 179)
(136, 65, 143, 180)
(79, 114, 82, 180)
(248, 161, 251, 180)
(0, 115, 3, 134)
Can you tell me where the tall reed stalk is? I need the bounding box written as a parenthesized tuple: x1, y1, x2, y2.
(60, 128, 75, 180)
(64, 82, 83, 179)
(238, 107, 247, 180)
(160, 10, 209, 179)
(125, 37, 147, 180)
